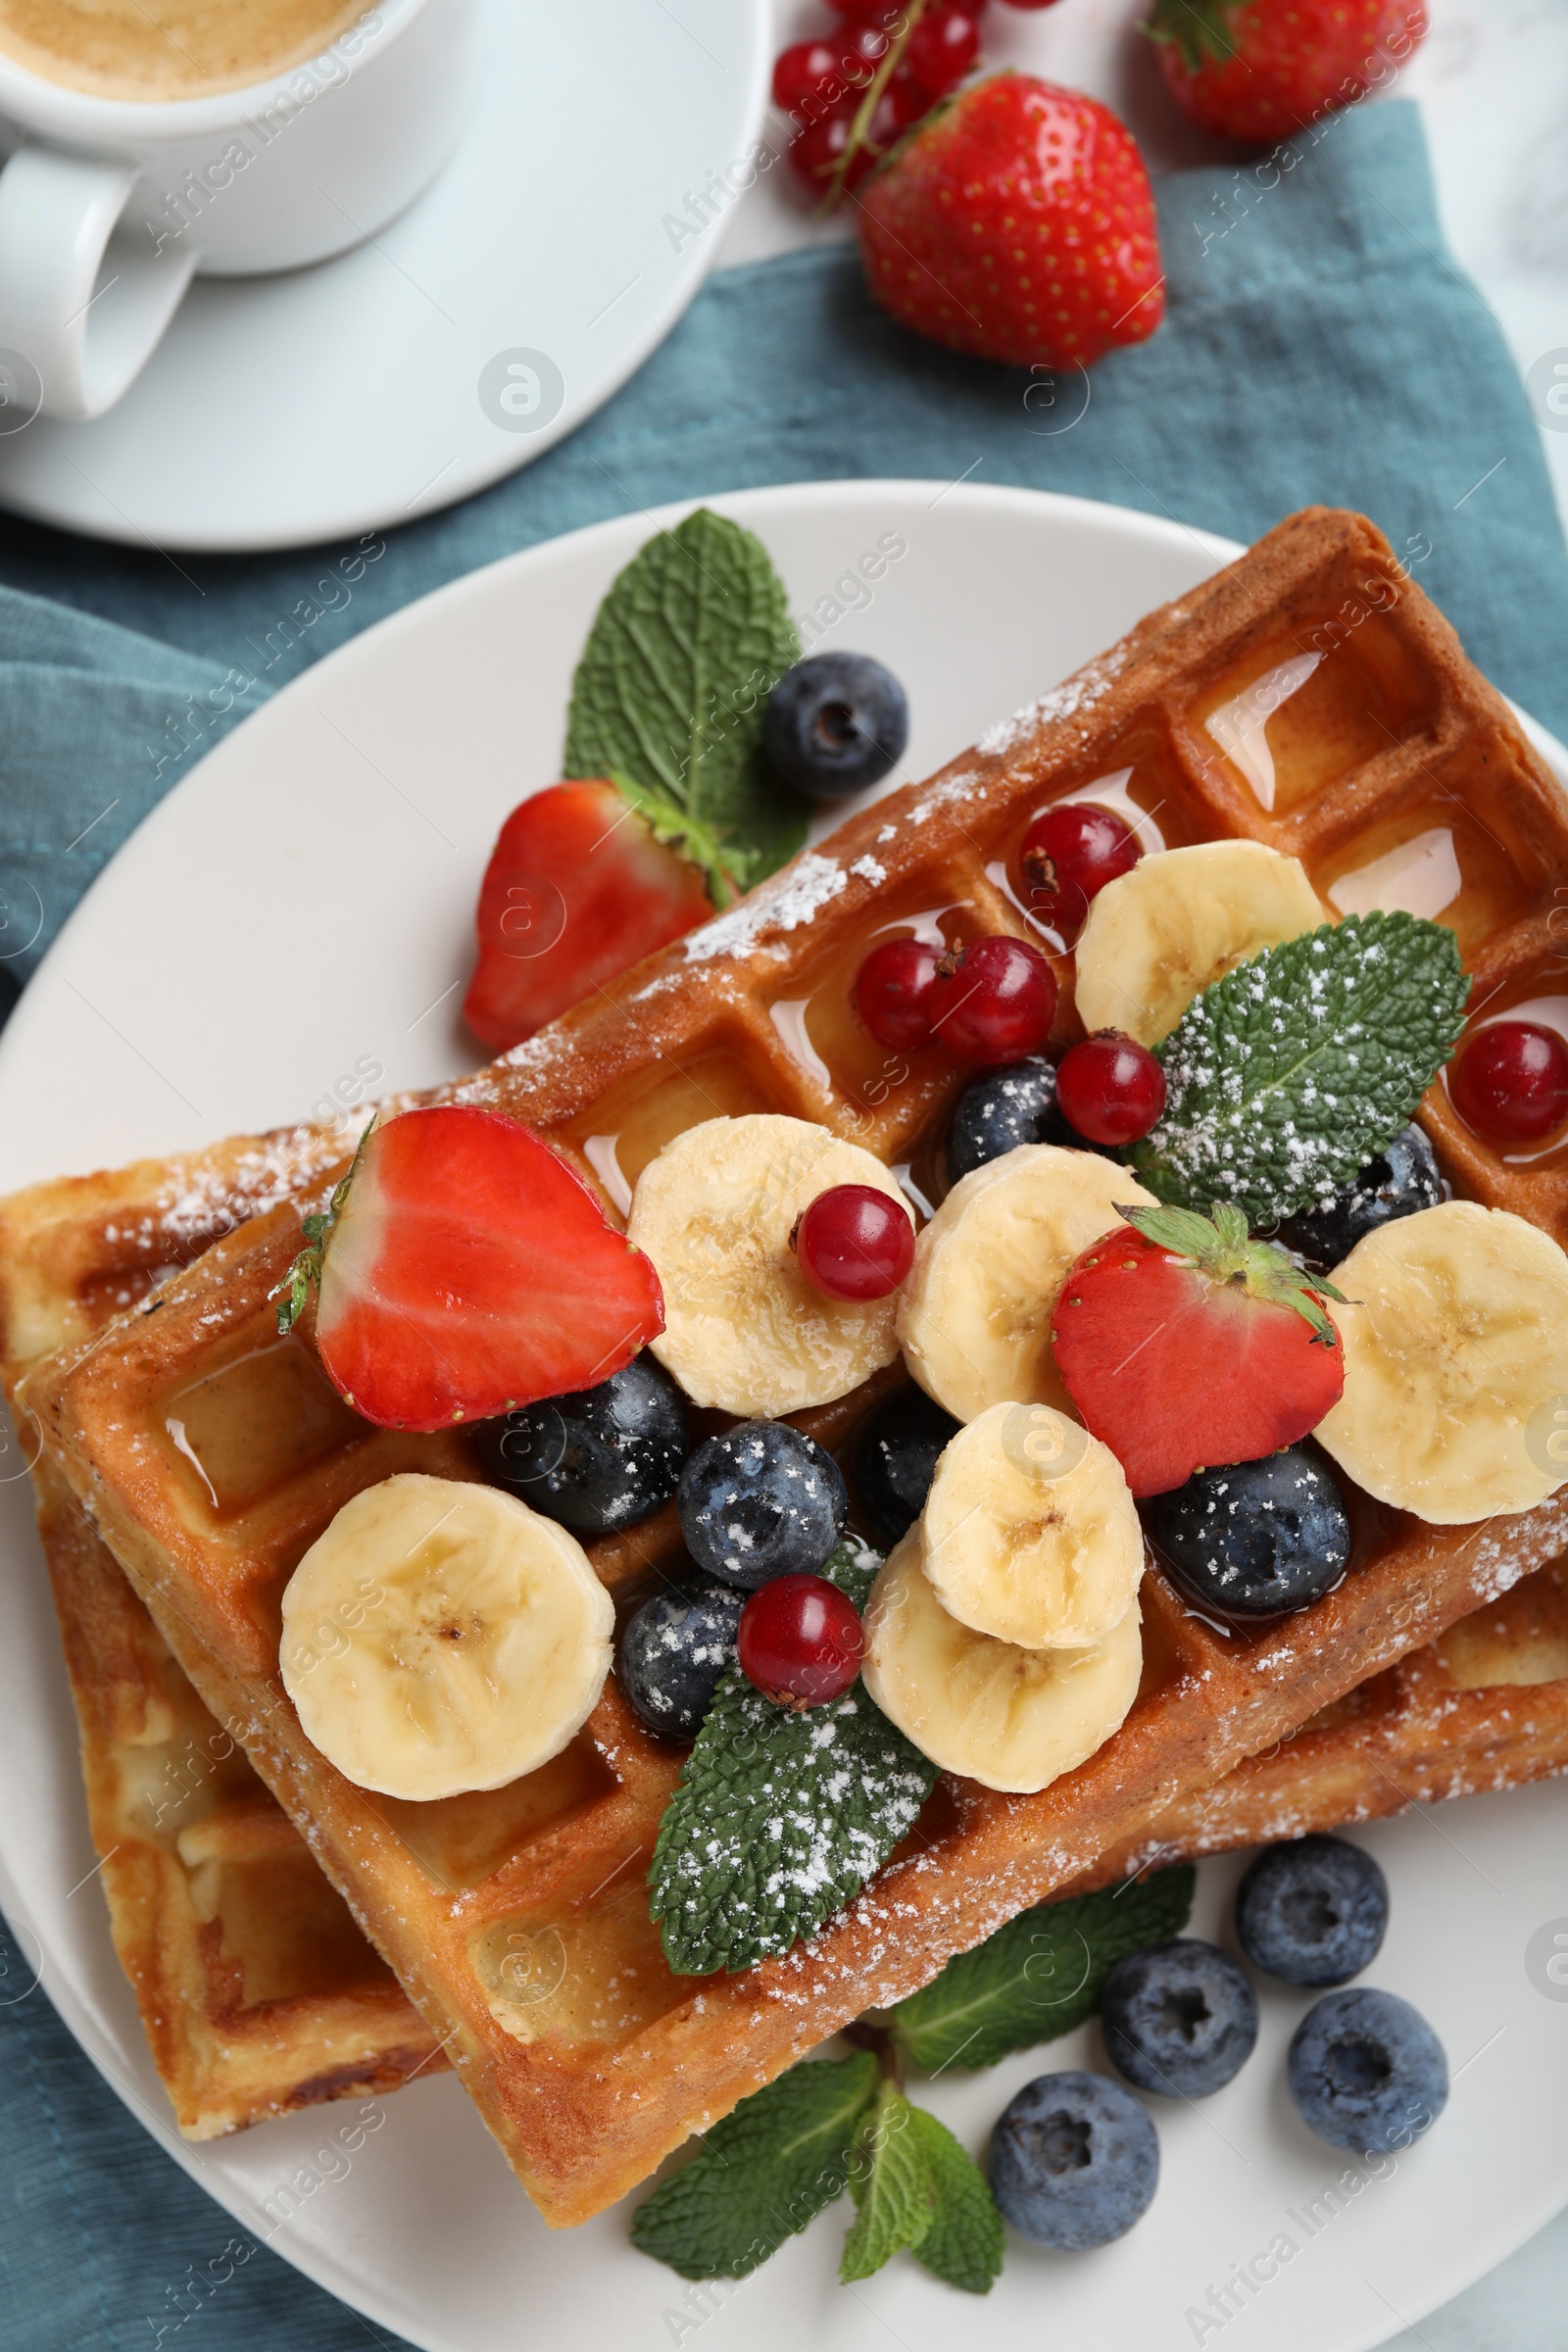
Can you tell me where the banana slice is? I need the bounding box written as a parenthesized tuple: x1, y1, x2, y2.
(280, 1473, 613, 1801)
(1074, 840, 1325, 1046)
(898, 1145, 1155, 1424)
(923, 1401, 1144, 1649)
(1315, 1201, 1568, 1525)
(627, 1113, 910, 1416)
(861, 1531, 1143, 1794)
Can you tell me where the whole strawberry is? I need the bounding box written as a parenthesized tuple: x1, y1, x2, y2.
(1146, 0, 1428, 144)
(857, 74, 1164, 370)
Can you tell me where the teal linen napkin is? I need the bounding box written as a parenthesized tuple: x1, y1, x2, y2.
(0, 97, 1563, 2349)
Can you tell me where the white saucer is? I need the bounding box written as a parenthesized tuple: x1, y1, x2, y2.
(0, 0, 766, 552)
(2, 484, 1567, 2352)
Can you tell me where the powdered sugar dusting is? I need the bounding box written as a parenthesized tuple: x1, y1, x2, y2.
(681, 853, 848, 964)
(977, 646, 1127, 756)
(849, 855, 887, 886)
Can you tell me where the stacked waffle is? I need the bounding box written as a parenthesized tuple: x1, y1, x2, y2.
(7, 506, 1568, 2225)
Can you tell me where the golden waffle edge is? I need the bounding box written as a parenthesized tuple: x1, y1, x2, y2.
(16, 506, 1568, 2221)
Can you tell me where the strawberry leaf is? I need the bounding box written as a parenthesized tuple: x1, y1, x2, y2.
(1127, 913, 1470, 1228)
(1142, 0, 1246, 74)
(1119, 1202, 1345, 1340)
(270, 1120, 374, 1336)
(564, 510, 806, 901)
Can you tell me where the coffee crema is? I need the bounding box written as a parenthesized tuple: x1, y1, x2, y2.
(0, 0, 373, 103)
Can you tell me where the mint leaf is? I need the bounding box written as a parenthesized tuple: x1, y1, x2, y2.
(1128, 913, 1469, 1226)
(630, 2053, 878, 2280)
(906, 2108, 1004, 2294)
(650, 1539, 938, 1977)
(841, 2081, 934, 2281)
(886, 1866, 1197, 2075)
(564, 509, 807, 895)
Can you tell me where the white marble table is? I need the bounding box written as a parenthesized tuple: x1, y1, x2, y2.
(721, 7, 1568, 2342)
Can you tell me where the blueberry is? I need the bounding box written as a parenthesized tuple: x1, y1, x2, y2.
(762, 653, 908, 799)
(615, 1575, 744, 1740)
(1101, 1939, 1258, 2098)
(677, 1421, 848, 1591)
(1235, 1835, 1389, 1986)
(1146, 1447, 1351, 1619)
(945, 1056, 1114, 1183)
(989, 2071, 1158, 2249)
(1278, 1125, 1442, 1268)
(1287, 1987, 1447, 2154)
(855, 1388, 960, 1546)
(476, 1355, 686, 1534)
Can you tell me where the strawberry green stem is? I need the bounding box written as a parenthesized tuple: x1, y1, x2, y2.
(1118, 1200, 1346, 1343)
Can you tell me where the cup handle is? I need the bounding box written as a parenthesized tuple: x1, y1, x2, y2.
(0, 146, 199, 421)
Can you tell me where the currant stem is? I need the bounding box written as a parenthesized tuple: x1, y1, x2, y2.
(820, 0, 932, 215)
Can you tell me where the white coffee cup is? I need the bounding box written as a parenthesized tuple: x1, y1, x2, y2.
(0, 0, 477, 423)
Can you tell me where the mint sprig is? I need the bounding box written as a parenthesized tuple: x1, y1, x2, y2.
(1128, 912, 1469, 1226)
(885, 1866, 1196, 2074)
(841, 2081, 935, 2281)
(564, 509, 806, 905)
(905, 2106, 1005, 2293)
(649, 1539, 938, 1977)
(632, 1867, 1191, 2290)
(629, 2053, 878, 2280)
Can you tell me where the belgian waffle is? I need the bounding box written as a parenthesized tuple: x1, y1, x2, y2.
(8, 1139, 1568, 2148)
(0, 1139, 445, 2137)
(20, 507, 1568, 2225)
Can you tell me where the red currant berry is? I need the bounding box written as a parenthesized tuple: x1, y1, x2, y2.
(1055, 1030, 1167, 1146)
(787, 102, 874, 194)
(1019, 802, 1140, 936)
(771, 39, 846, 117)
(796, 1184, 915, 1299)
(857, 935, 941, 1050)
(906, 4, 981, 92)
(928, 936, 1057, 1064)
(996, 0, 1062, 10)
(738, 1574, 864, 1710)
(1449, 1020, 1568, 1145)
(883, 66, 932, 133)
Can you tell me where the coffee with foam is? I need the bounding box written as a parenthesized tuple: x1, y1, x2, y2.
(0, 0, 372, 104)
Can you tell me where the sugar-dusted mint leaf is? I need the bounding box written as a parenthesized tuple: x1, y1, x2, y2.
(906, 2106, 1004, 2294)
(630, 2052, 878, 2280)
(649, 1539, 938, 1976)
(886, 1867, 1197, 2075)
(564, 508, 807, 901)
(1129, 913, 1469, 1225)
(841, 2081, 935, 2282)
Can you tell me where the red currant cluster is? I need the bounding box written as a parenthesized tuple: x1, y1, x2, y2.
(853, 798, 1168, 1151)
(774, 0, 1058, 203)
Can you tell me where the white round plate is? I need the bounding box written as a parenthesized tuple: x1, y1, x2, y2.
(1, 484, 1565, 2352)
(0, 0, 766, 552)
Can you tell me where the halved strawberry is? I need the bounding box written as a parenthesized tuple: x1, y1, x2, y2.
(464, 780, 716, 1054)
(275, 1106, 664, 1431)
(1051, 1203, 1344, 1497)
